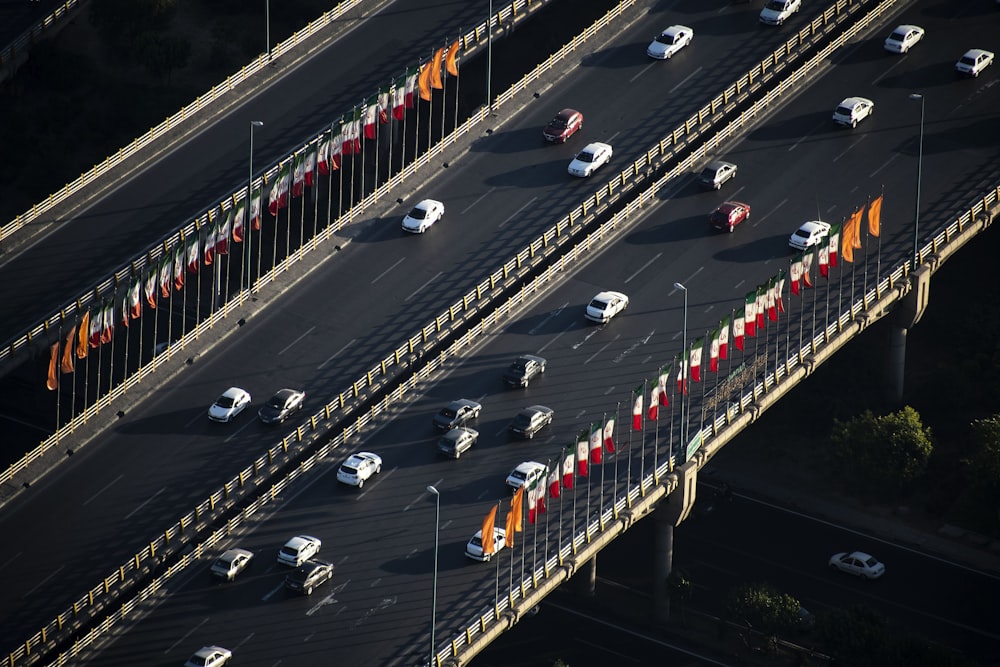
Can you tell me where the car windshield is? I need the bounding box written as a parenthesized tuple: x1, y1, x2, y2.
(341, 465, 359, 475)
(513, 414, 532, 427)
(700, 167, 718, 180)
(279, 546, 298, 557)
(576, 151, 595, 163)
(189, 658, 209, 667)
(216, 396, 236, 408)
(836, 105, 853, 116)
(267, 396, 285, 409)
(408, 206, 429, 219)
(959, 56, 975, 66)
(793, 230, 810, 239)
(214, 557, 233, 569)
(764, 0, 786, 9)
(511, 470, 528, 481)
(549, 118, 567, 129)
(889, 30, 905, 40)
(469, 536, 483, 548)
(439, 408, 457, 419)
(588, 299, 609, 310)
(863, 556, 879, 567)
(510, 359, 528, 373)
(655, 33, 675, 44)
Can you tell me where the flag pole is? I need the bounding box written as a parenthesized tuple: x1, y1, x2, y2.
(611, 402, 620, 519)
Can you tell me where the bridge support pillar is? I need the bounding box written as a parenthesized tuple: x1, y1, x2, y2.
(576, 555, 597, 597)
(889, 265, 931, 405)
(654, 460, 698, 623)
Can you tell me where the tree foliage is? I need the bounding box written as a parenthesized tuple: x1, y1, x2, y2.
(830, 406, 933, 495)
(725, 583, 801, 636)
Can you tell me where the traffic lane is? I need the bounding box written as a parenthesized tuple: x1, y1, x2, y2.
(674, 490, 1000, 660)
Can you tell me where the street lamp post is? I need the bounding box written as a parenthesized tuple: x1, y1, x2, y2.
(673, 282, 688, 451)
(486, 0, 494, 115)
(265, 0, 271, 59)
(908, 93, 924, 270)
(427, 485, 441, 667)
(247, 121, 263, 295)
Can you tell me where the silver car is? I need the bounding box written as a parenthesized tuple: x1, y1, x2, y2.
(432, 399, 482, 431)
(437, 427, 479, 458)
(210, 548, 254, 582)
(698, 160, 737, 190)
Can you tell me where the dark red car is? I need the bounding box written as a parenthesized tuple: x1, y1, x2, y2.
(709, 201, 751, 233)
(543, 108, 583, 143)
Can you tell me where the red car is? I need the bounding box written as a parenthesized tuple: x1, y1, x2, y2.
(709, 201, 751, 233)
(543, 108, 583, 143)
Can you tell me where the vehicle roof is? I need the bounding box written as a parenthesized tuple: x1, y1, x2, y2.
(847, 550, 875, 559)
(554, 108, 580, 119)
(220, 548, 253, 558)
(592, 290, 627, 302)
(580, 141, 611, 152)
(963, 48, 993, 58)
(515, 354, 545, 363)
(273, 388, 302, 399)
(521, 405, 553, 415)
(413, 198, 443, 209)
(446, 398, 479, 409)
(890, 24, 921, 32)
(716, 201, 749, 213)
(839, 97, 872, 107)
(662, 24, 692, 35)
(513, 461, 547, 474)
(442, 426, 477, 440)
(220, 387, 247, 398)
(798, 220, 829, 232)
(346, 451, 379, 463)
(705, 160, 735, 171)
(286, 535, 319, 547)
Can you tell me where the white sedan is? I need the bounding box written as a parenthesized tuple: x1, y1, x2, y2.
(832, 97, 874, 128)
(277, 535, 322, 567)
(955, 48, 995, 77)
(585, 290, 629, 323)
(207, 387, 251, 423)
(568, 142, 613, 178)
(828, 551, 885, 579)
(336, 451, 383, 488)
(788, 221, 831, 251)
(505, 461, 547, 490)
(465, 527, 507, 562)
(759, 0, 801, 25)
(646, 25, 693, 60)
(184, 646, 232, 667)
(401, 198, 445, 233)
(883, 24, 924, 54)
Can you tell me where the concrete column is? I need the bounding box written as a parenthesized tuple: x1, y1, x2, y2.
(653, 504, 674, 623)
(888, 325, 907, 406)
(576, 554, 597, 597)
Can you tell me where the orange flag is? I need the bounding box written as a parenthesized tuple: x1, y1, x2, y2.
(430, 47, 444, 90)
(445, 40, 460, 77)
(867, 194, 882, 237)
(505, 487, 524, 546)
(61, 326, 76, 374)
(418, 60, 433, 101)
(481, 505, 498, 556)
(76, 311, 90, 359)
(46, 342, 59, 390)
(841, 207, 864, 263)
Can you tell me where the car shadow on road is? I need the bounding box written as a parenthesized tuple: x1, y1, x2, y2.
(876, 62, 962, 90)
(713, 235, 792, 263)
(624, 214, 708, 245)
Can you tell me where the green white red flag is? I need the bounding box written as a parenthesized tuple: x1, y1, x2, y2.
(733, 309, 745, 351)
(603, 416, 616, 453)
(589, 423, 602, 464)
(576, 429, 589, 477)
(719, 317, 730, 359)
(632, 385, 643, 430)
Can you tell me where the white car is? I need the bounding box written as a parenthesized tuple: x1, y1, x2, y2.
(788, 221, 831, 251)
(505, 461, 547, 491)
(828, 551, 885, 579)
(568, 142, 613, 178)
(207, 387, 251, 423)
(184, 645, 232, 667)
(646, 25, 694, 60)
(955, 49, 995, 77)
(401, 198, 445, 233)
(882, 25, 924, 54)
(336, 451, 383, 488)
(585, 290, 629, 323)
(210, 548, 254, 582)
(465, 527, 507, 562)
(277, 535, 322, 567)
(832, 97, 874, 128)
(759, 0, 801, 25)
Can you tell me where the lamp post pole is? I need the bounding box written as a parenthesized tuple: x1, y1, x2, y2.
(908, 93, 925, 270)
(487, 0, 493, 115)
(265, 0, 271, 59)
(247, 121, 263, 295)
(427, 485, 441, 667)
(673, 282, 688, 452)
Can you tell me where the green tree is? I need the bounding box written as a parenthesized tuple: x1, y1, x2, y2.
(725, 582, 801, 636)
(956, 415, 1000, 534)
(136, 32, 191, 83)
(830, 406, 933, 496)
(89, 0, 177, 52)
(814, 605, 887, 667)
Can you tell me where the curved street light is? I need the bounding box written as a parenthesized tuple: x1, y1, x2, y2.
(427, 485, 441, 667)
(673, 282, 688, 450)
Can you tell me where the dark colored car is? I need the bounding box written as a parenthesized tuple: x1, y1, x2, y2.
(709, 201, 751, 233)
(543, 108, 583, 143)
(509, 405, 554, 439)
(432, 399, 482, 431)
(284, 559, 334, 595)
(258, 388, 305, 424)
(503, 355, 546, 388)
(437, 427, 479, 458)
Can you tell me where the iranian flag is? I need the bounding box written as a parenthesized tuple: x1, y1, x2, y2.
(291, 152, 306, 198)
(733, 308, 745, 351)
(803, 248, 814, 287)
(216, 210, 231, 255)
(268, 163, 291, 216)
(790, 256, 802, 296)
(709, 328, 720, 373)
(527, 478, 539, 524)
(744, 291, 756, 337)
(144, 267, 158, 309)
(535, 472, 547, 516)
(828, 223, 841, 268)
(128, 279, 142, 320)
(159, 254, 172, 298)
(329, 127, 344, 171)
(603, 417, 616, 453)
(631, 385, 643, 430)
(342, 109, 362, 155)
(363, 95, 379, 140)
(88, 308, 102, 348)
(755, 287, 766, 329)
(203, 223, 217, 266)
(120, 292, 130, 329)
(404, 65, 419, 109)
(589, 423, 602, 464)
(776, 271, 786, 314)
(548, 459, 562, 498)
(648, 385, 660, 420)
(100, 302, 114, 344)
(250, 186, 262, 230)
(818, 241, 830, 278)
(392, 74, 407, 120)
(677, 353, 688, 395)
(378, 86, 391, 124)
(719, 317, 730, 360)
(304, 144, 317, 187)
(576, 429, 589, 477)
(173, 247, 184, 291)
(767, 278, 778, 322)
(561, 447, 574, 490)
(318, 132, 332, 175)
(690, 339, 703, 383)
(186, 236, 200, 273)
(657, 365, 671, 406)
(232, 199, 245, 243)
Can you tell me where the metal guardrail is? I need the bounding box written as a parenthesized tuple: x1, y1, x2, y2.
(0, 1, 82, 85)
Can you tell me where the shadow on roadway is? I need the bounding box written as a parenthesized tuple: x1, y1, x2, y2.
(745, 110, 841, 143)
(504, 309, 589, 336)
(876, 61, 966, 90)
(483, 159, 575, 188)
(624, 214, 710, 245)
(713, 234, 795, 263)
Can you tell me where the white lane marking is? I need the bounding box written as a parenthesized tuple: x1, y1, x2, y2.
(537, 321, 575, 354)
(234, 633, 254, 650)
(604, 386, 616, 395)
(166, 617, 210, 653)
(629, 62, 657, 84)
(124, 487, 167, 520)
(572, 326, 602, 350)
(529, 302, 568, 335)
(575, 409, 587, 419)
(751, 199, 787, 228)
(461, 187, 497, 215)
(278, 326, 315, 356)
(318, 338, 357, 370)
(404, 479, 443, 511)
(371, 257, 406, 284)
(825, 205, 837, 214)
(669, 66, 703, 95)
(224, 418, 257, 443)
(356, 467, 395, 499)
(261, 581, 285, 601)
(404, 271, 443, 302)
(833, 134, 867, 162)
(23, 564, 66, 598)
(84, 474, 123, 506)
(499, 197, 538, 228)
(670, 267, 704, 293)
(624, 252, 662, 284)
(870, 153, 900, 177)
(306, 584, 343, 616)
(585, 337, 618, 364)
(872, 57, 907, 86)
